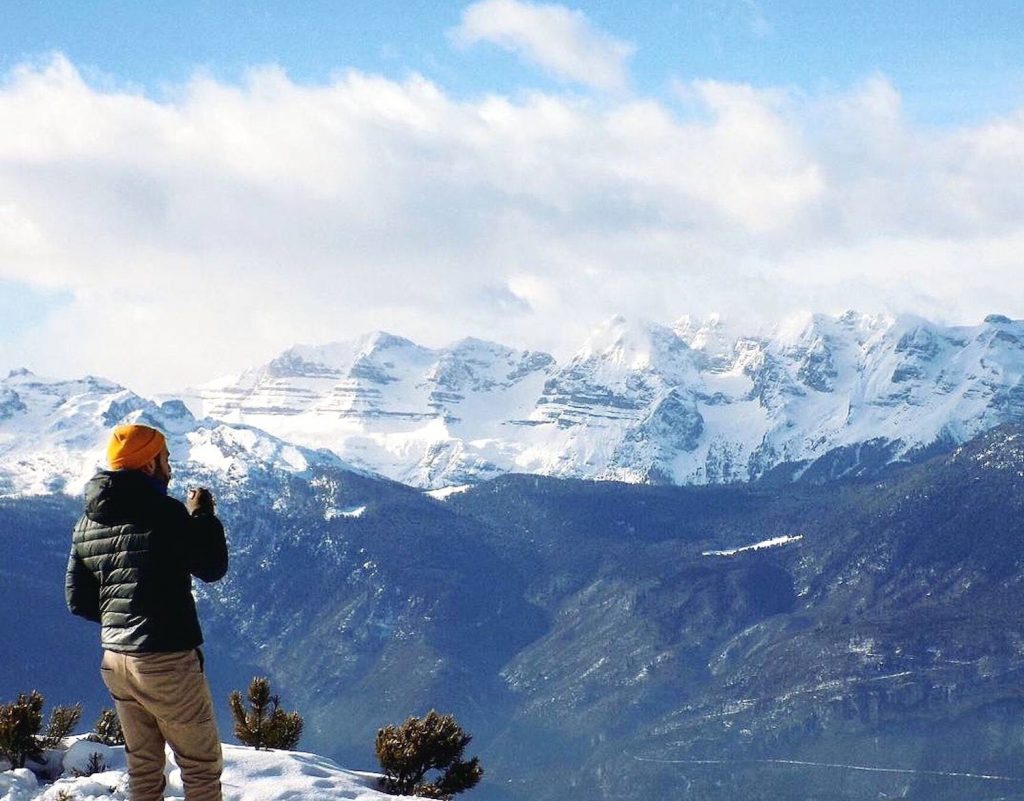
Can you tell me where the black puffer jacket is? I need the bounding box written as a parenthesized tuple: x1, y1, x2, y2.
(66, 470, 228, 653)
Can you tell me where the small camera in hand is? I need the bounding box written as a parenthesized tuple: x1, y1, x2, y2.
(186, 487, 216, 516)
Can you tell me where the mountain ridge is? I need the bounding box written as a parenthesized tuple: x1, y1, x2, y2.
(3, 309, 1024, 496)
(176, 310, 1024, 489)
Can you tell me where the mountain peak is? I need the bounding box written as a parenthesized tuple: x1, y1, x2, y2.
(0, 368, 125, 395)
(449, 335, 512, 354)
(354, 330, 421, 353)
(263, 332, 429, 379)
(771, 310, 900, 347)
(672, 315, 743, 370)
(578, 315, 685, 366)
(673, 313, 724, 337)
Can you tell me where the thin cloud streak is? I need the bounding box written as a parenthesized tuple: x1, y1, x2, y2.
(450, 0, 634, 91)
(0, 55, 1022, 394)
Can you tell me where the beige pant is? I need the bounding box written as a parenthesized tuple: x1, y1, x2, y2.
(100, 649, 223, 801)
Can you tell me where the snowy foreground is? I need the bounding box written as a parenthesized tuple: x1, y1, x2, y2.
(0, 739, 413, 801)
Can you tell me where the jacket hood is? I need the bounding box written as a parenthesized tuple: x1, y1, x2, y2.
(84, 470, 163, 525)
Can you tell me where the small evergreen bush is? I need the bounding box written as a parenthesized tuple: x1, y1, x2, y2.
(376, 710, 482, 799)
(40, 703, 82, 750)
(0, 691, 81, 768)
(71, 752, 107, 778)
(228, 677, 303, 750)
(93, 708, 125, 746)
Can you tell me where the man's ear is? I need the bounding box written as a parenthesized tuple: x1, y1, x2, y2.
(139, 456, 158, 476)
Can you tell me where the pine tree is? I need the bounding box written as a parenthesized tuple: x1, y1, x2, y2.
(375, 710, 483, 799)
(40, 703, 82, 750)
(94, 708, 125, 746)
(0, 691, 42, 768)
(228, 677, 303, 750)
(0, 691, 81, 769)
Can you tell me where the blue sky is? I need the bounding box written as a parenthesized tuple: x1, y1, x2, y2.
(1, 1, 1023, 392)
(3, 1, 1021, 122)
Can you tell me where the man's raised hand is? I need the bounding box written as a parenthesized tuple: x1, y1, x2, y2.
(186, 487, 215, 516)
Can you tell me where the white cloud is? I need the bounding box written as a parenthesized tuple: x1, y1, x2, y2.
(451, 0, 633, 91)
(0, 56, 1023, 394)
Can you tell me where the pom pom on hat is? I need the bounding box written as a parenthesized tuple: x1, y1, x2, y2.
(107, 424, 166, 470)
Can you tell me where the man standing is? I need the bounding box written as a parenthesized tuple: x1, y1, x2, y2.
(67, 423, 229, 801)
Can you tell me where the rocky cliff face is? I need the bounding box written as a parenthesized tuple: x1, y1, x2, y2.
(178, 311, 1024, 488)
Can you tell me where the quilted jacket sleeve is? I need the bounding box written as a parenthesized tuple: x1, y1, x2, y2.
(65, 538, 101, 622)
(187, 511, 229, 583)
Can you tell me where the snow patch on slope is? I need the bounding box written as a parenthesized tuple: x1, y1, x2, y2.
(703, 534, 804, 557)
(425, 485, 472, 500)
(324, 505, 367, 520)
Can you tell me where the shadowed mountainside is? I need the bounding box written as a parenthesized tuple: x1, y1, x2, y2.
(5, 425, 1024, 800)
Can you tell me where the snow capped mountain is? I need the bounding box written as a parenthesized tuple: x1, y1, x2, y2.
(0, 368, 353, 498)
(180, 312, 1024, 488)
(516, 315, 706, 483)
(4, 311, 1023, 494)
(181, 333, 557, 487)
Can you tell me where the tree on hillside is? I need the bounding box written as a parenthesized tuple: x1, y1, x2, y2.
(376, 710, 483, 799)
(228, 677, 303, 750)
(0, 691, 82, 769)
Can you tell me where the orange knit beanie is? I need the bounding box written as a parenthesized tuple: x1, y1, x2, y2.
(107, 424, 166, 470)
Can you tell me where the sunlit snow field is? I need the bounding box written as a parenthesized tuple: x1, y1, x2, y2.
(0, 739, 412, 801)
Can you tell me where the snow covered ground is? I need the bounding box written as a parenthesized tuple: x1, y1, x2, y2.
(0, 739, 412, 801)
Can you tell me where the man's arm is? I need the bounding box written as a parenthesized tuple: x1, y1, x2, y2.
(178, 489, 228, 582)
(185, 511, 229, 583)
(65, 544, 101, 622)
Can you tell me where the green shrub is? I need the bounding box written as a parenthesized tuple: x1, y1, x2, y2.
(71, 752, 107, 778)
(228, 677, 303, 750)
(40, 703, 82, 750)
(376, 710, 482, 799)
(0, 691, 81, 768)
(93, 708, 125, 747)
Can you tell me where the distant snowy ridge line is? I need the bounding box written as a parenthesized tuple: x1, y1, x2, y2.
(177, 310, 1024, 488)
(0, 369, 369, 498)
(3, 308, 1024, 493)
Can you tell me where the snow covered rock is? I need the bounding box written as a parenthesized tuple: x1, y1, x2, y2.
(0, 769, 37, 801)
